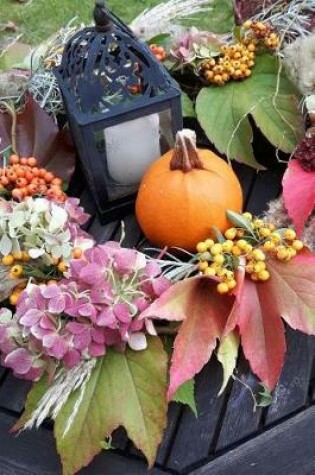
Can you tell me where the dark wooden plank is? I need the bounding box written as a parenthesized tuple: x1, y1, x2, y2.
(190, 407, 315, 475)
(67, 162, 86, 198)
(166, 359, 227, 473)
(79, 188, 97, 217)
(265, 328, 315, 426)
(215, 359, 262, 452)
(155, 403, 182, 466)
(0, 413, 61, 474)
(84, 201, 142, 246)
(0, 366, 7, 382)
(232, 162, 256, 206)
(79, 452, 169, 475)
(246, 168, 284, 216)
(88, 218, 118, 243)
(0, 413, 169, 475)
(0, 373, 31, 413)
(311, 355, 315, 402)
(112, 214, 142, 248)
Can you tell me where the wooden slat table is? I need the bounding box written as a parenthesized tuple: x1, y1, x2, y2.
(0, 163, 314, 475)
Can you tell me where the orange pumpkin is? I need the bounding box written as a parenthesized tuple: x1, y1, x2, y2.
(136, 129, 243, 251)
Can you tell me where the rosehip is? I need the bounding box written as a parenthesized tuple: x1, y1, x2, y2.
(9, 154, 19, 165)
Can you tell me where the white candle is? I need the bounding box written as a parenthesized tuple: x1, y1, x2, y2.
(104, 113, 160, 185)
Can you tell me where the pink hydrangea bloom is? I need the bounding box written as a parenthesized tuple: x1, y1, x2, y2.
(0, 242, 170, 380)
(171, 27, 222, 64)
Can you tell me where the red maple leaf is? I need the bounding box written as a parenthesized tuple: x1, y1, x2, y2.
(0, 93, 75, 180)
(282, 160, 315, 236)
(142, 252, 315, 394)
(140, 276, 235, 399)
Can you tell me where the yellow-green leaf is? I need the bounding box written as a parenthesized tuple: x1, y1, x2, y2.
(54, 337, 168, 475)
(196, 54, 304, 169)
(217, 331, 240, 396)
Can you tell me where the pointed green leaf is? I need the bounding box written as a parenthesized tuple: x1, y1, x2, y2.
(226, 210, 254, 234)
(13, 377, 48, 432)
(172, 378, 197, 416)
(212, 226, 225, 243)
(54, 337, 168, 475)
(147, 33, 171, 47)
(196, 54, 304, 169)
(217, 331, 240, 396)
(181, 92, 196, 118)
(257, 386, 273, 407)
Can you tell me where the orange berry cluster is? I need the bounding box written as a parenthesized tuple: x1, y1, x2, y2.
(242, 20, 280, 49)
(149, 44, 167, 62)
(196, 212, 304, 294)
(201, 41, 256, 85)
(0, 155, 66, 202)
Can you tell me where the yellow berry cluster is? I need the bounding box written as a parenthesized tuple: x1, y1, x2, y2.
(196, 212, 304, 294)
(2, 252, 30, 278)
(242, 20, 280, 49)
(201, 20, 280, 86)
(1, 247, 84, 306)
(201, 42, 255, 85)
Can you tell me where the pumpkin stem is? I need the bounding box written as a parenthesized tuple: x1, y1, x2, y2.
(170, 129, 204, 172)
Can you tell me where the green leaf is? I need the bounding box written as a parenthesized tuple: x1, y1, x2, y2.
(226, 210, 254, 234)
(257, 385, 273, 408)
(181, 92, 196, 118)
(0, 234, 12, 255)
(147, 33, 171, 48)
(195, 54, 304, 169)
(172, 379, 197, 416)
(0, 42, 31, 71)
(217, 332, 240, 396)
(199, 0, 234, 34)
(212, 226, 225, 243)
(13, 377, 48, 431)
(54, 337, 168, 475)
(100, 437, 114, 450)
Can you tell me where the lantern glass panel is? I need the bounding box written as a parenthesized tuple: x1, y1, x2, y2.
(92, 107, 174, 201)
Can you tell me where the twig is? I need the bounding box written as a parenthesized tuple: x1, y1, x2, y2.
(0, 101, 17, 155)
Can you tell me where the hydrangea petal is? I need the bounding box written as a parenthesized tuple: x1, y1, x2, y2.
(5, 348, 33, 375)
(128, 332, 147, 351)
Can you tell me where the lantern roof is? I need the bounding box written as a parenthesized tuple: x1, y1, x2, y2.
(54, 1, 181, 125)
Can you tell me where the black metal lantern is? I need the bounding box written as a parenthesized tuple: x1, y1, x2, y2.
(54, 1, 183, 221)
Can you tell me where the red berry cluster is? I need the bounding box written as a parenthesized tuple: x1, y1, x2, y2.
(0, 155, 66, 201)
(294, 135, 315, 172)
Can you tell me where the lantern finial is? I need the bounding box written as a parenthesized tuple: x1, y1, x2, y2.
(94, 0, 112, 32)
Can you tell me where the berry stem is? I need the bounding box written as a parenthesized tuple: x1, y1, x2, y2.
(170, 129, 204, 172)
(0, 101, 18, 155)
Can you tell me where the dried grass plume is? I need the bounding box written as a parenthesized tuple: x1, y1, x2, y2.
(283, 34, 315, 95)
(130, 0, 214, 40)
